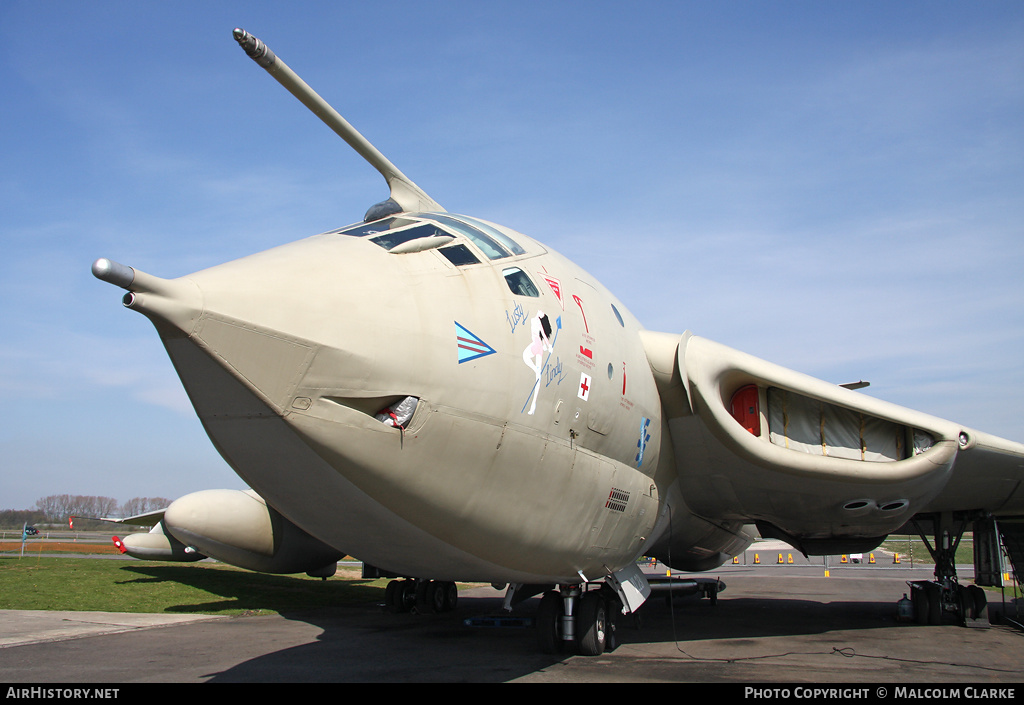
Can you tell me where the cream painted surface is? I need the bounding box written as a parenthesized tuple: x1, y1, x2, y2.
(125, 219, 667, 583)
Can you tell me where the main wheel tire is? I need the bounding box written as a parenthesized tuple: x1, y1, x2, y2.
(967, 584, 987, 620)
(911, 583, 929, 625)
(536, 591, 563, 654)
(415, 580, 444, 614)
(924, 582, 942, 625)
(604, 594, 620, 652)
(442, 581, 458, 612)
(577, 592, 608, 656)
(429, 581, 447, 613)
(385, 580, 407, 613)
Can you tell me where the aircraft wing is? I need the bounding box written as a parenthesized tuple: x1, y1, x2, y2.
(100, 509, 166, 527)
(642, 331, 1024, 553)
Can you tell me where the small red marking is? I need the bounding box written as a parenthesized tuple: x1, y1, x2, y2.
(572, 295, 588, 332)
(542, 276, 564, 308)
(578, 373, 591, 401)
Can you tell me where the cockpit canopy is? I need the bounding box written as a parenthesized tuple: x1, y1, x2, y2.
(331, 213, 538, 296)
(333, 212, 526, 262)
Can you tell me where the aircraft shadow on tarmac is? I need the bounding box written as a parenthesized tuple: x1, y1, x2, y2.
(207, 601, 563, 683)
(115, 565, 1017, 681)
(202, 591, 953, 683)
(634, 592, 907, 641)
(119, 564, 561, 681)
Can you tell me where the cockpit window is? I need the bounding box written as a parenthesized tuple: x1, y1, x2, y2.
(336, 212, 530, 262)
(440, 244, 481, 266)
(335, 217, 418, 237)
(503, 267, 539, 297)
(452, 215, 527, 256)
(336, 219, 397, 237)
(424, 214, 511, 260)
(611, 303, 625, 327)
(368, 223, 448, 251)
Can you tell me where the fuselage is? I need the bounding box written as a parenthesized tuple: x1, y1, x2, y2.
(129, 212, 676, 584)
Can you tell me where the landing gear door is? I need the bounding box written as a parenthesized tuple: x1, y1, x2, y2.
(606, 562, 651, 614)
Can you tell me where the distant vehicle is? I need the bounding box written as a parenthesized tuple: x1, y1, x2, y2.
(24, 526, 39, 536)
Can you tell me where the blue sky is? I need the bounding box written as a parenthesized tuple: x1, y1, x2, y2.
(2, 2, 1022, 511)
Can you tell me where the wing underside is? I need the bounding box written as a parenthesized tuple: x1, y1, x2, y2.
(642, 331, 1024, 553)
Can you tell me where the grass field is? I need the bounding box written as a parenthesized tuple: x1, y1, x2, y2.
(0, 557, 389, 616)
(878, 535, 977, 566)
(0, 541, 121, 555)
(0, 534, 996, 617)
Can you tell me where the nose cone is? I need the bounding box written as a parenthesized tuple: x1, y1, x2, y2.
(92, 257, 204, 336)
(150, 232, 412, 416)
(93, 233, 436, 574)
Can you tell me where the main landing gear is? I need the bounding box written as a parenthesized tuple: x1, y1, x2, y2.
(384, 578, 459, 614)
(535, 584, 623, 656)
(906, 511, 988, 627)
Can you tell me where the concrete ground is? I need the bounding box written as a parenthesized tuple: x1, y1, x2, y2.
(2, 558, 1023, 683)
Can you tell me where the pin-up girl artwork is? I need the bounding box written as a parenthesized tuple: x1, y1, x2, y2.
(522, 311, 553, 415)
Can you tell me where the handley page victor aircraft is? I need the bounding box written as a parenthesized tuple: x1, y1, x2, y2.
(93, 29, 1024, 655)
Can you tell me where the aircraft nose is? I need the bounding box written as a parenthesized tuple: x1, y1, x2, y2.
(92, 257, 204, 335)
(94, 242, 372, 421)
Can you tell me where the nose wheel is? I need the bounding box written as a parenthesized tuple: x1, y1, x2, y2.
(536, 585, 620, 656)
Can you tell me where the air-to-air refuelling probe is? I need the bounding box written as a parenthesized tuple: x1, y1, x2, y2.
(93, 28, 1024, 655)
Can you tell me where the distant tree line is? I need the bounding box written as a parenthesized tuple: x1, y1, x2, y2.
(0, 509, 47, 530)
(0, 495, 171, 530)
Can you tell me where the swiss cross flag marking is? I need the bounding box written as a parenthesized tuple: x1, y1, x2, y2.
(578, 372, 591, 401)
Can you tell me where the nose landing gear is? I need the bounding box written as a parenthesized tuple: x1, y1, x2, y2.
(536, 584, 621, 656)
